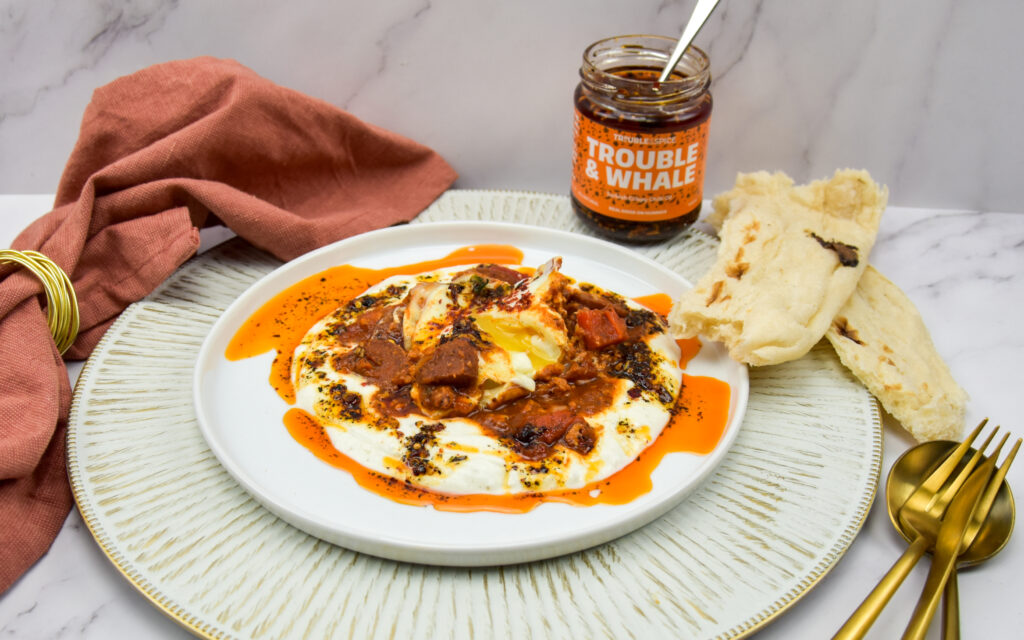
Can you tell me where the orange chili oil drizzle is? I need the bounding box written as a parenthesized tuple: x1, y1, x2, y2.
(228, 245, 731, 513)
(632, 292, 701, 368)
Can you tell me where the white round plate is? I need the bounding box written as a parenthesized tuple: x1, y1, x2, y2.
(68, 190, 880, 639)
(192, 221, 749, 566)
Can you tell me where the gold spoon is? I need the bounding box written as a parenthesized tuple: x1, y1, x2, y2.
(887, 439, 1016, 638)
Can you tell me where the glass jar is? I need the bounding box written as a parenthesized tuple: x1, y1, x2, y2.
(571, 35, 713, 242)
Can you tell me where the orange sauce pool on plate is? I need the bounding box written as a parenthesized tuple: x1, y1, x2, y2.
(633, 292, 701, 368)
(228, 244, 731, 513)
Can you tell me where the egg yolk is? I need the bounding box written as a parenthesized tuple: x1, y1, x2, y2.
(473, 313, 561, 371)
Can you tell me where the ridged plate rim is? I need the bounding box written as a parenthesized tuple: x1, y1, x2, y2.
(67, 189, 882, 640)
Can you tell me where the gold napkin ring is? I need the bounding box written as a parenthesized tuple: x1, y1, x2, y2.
(0, 249, 80, 354)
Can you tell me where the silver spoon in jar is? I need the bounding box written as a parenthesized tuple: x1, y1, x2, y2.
(659, 0, 723, 82)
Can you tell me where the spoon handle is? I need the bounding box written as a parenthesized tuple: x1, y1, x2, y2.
(906, 437, 1017, 640)
(833, 535, 929, 639)
(941, 572, 960, 640)
(902, 549, 960, 640)
(658, 0, 721, 82)
(902, 451, 999, 640)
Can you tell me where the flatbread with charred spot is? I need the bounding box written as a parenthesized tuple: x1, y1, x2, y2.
(669, 169, 887, 366)
(825, 265, 967, 441)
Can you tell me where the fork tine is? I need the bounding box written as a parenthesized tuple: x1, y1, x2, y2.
(901, 420, 989, 516)
(942, 437, 1019, 639)
(961, 437, 1020, 551)
(835, 420, 995, 639)
(930, 428, 1004, 513)
(912, 419, 986, 498)
(901, 442, 1012, 640)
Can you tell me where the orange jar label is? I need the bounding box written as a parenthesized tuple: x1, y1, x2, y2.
(571, 111, 710, 222)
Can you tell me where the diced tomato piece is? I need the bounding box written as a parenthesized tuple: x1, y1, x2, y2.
(575, 308, 628, 350)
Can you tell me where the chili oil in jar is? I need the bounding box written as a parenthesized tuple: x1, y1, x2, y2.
(571, 35, 712, 242)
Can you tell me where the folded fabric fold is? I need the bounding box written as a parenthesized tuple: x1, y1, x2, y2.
(0, 56, 457, 593)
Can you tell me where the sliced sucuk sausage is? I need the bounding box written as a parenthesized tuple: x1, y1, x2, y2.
(568, 289, 629, 316)
(342, 338, 411, 387)
(563, 418, 596, 455)
(512, 410, 576, 446)
(362, 339, 410, 385)
(418, 384, 477, 417)
(575, 308, 629, 350)
(562, 352, 600, 381)
(515, 441, 550, 461)
(474, 264, 528, 284)
(415, 337, 479, 387)
(369, 304, 405, 344)
(509, 411, 596, 459)
(334, 305, 388, 342)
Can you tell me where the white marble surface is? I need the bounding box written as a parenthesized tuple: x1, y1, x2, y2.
(1, 194, 1022, 639)
(2, 0, 1024, 211)
(2, 0, 1024, 636)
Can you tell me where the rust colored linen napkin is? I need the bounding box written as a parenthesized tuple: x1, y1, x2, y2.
(0, 57, 456, 593)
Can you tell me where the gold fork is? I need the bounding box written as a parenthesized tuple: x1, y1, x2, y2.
(902, 434, 1020, 639)
(834, 420, 995, 639)
(941, 435, 1019, 639)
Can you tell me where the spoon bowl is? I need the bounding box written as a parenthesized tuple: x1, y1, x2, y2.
(887, 439, 1015, 565)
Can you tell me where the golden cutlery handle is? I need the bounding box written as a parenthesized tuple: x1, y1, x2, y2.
(903, 450, 1001, 640)
(833, 535, 929, 639)
(942, 571, 960, 640)
(902, 543, 959, 640)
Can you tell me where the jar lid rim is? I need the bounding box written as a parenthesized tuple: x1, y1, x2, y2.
(581, 36, 710, 100)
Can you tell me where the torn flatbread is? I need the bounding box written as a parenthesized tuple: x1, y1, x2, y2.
(669, 169, 887, 366)
(826, 265, 967, 441)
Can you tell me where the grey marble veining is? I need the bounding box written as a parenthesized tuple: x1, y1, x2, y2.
(2, 0, 1023, 211)
(2, 1, 1024, 637)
